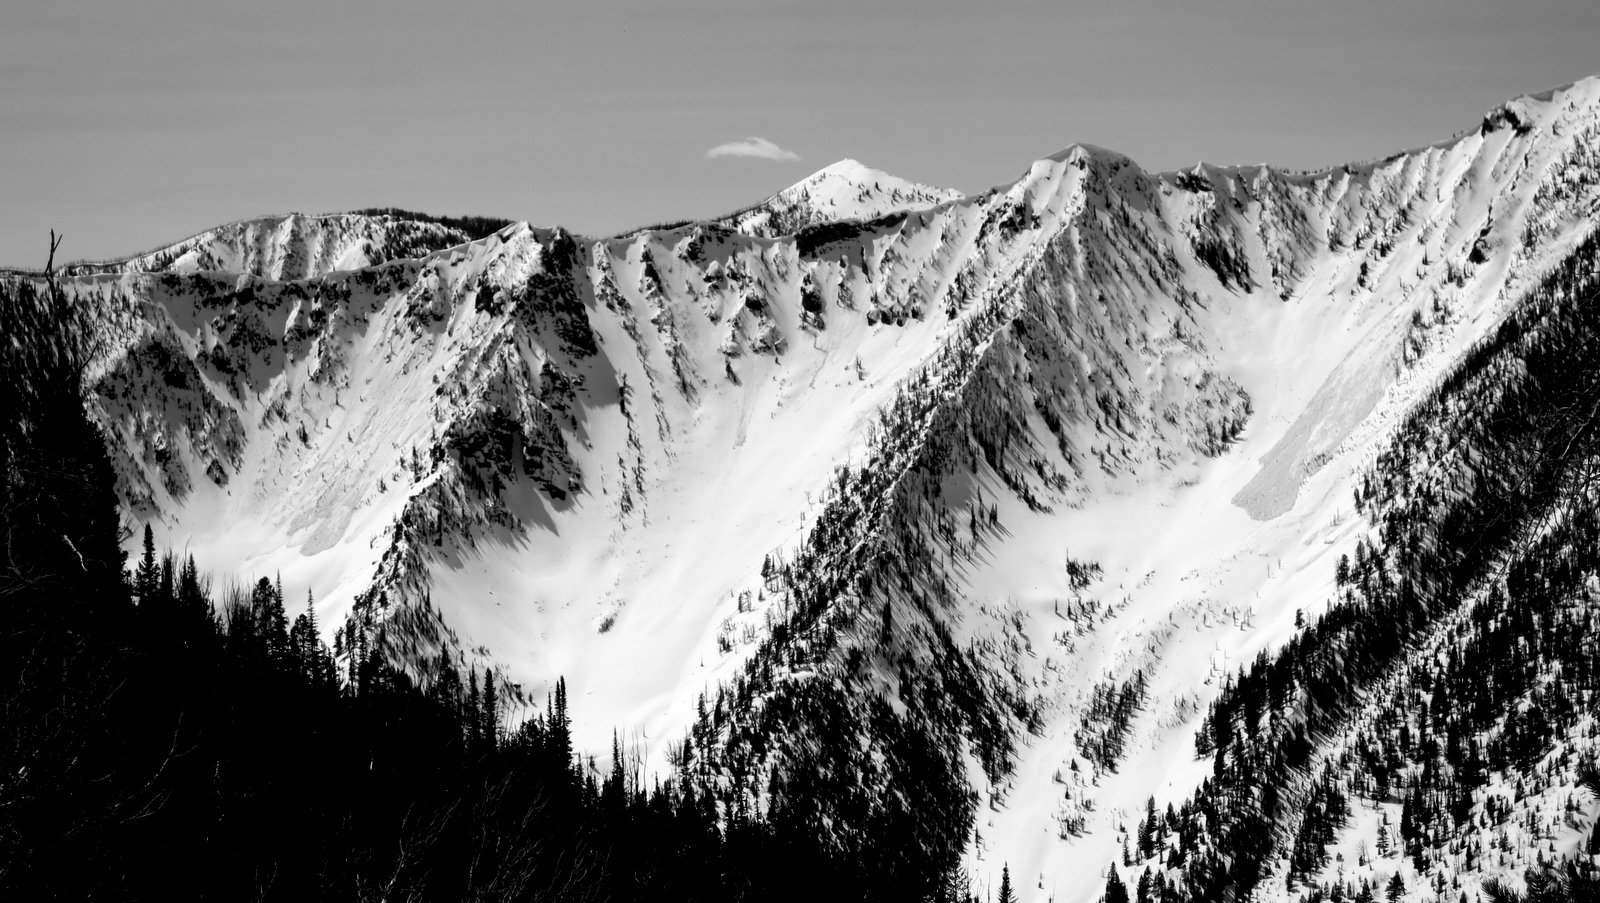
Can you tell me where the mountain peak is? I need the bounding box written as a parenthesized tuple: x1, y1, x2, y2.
(810, 157, 877, 180)
(723, 158, 962, 237)
(793, 157, 960, 201)
(1041, 142, 1127, 164)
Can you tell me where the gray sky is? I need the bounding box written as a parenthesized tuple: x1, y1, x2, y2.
(4, 0, 1598, 266)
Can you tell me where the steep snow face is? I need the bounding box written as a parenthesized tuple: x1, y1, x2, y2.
(33, 74, 1600, 902)
(954, 79, 1600, 901)
(723, 158, 964, 237)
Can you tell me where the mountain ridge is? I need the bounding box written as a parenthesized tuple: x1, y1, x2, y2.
(12, 73, 1600, 277)
(11, 73, 1600, 902)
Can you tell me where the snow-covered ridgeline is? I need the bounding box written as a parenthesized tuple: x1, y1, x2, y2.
(21, 73, 1600, 903)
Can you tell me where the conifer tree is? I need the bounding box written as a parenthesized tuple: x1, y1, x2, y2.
(178, 555, 207, 624)
(159, 554, 175, 609)
(301, 591, 318, 648)
(1139, 796, 1157, 858)
(251, 576, 288, 660)
(997, 863, 1015, 903)
(604, 730, 626, 811)
(1103, 866, 1129, 903)
(135, 524, 158, 604)
(467, 669, 482, 747)
(288, 590, 333, 686)
(553, 677, 573, 771)
(481, 669, 498, 749)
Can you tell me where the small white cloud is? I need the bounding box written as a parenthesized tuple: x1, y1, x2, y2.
(705, 136, 800, 162)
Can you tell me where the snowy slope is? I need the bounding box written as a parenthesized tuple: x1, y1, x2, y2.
(22, 74, 1600, 903)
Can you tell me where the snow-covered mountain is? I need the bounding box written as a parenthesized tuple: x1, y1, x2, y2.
(722, 157, 964, 236)
(17, 75, 1600, 902)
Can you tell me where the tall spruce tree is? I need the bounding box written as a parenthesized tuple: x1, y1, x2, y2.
(135, 524, 158, 604)
(481, 669, 497, 749)
(466, 668, 482, 747)
(997, 864, 1016, 903)
(1104, 867, 1130, 903)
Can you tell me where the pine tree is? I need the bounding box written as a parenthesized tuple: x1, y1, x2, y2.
(1385, 871, 1405, 903)
(481, 669, 498, 749)
(177, 554, 208, 625)
(252, 576, 288, 661)
(287, 590, 331, 686)
(1104, 867, 1129, 903)
(305, 591, 335, 686)
(290, 612, 311, 672)
(466, 669, 482, 747)
(135, 524, 159, 604)
(604, 730, 625, 811)
(1139, 796, 1157, 858)
(553, 676, 572, 772)
(158, 554, 175, 609)
(997, 864, 1016, 903)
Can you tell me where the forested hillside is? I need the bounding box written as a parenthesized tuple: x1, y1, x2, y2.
(0, 274, 964, 901)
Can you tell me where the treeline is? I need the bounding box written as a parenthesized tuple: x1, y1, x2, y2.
(0, 274, 964, 900)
